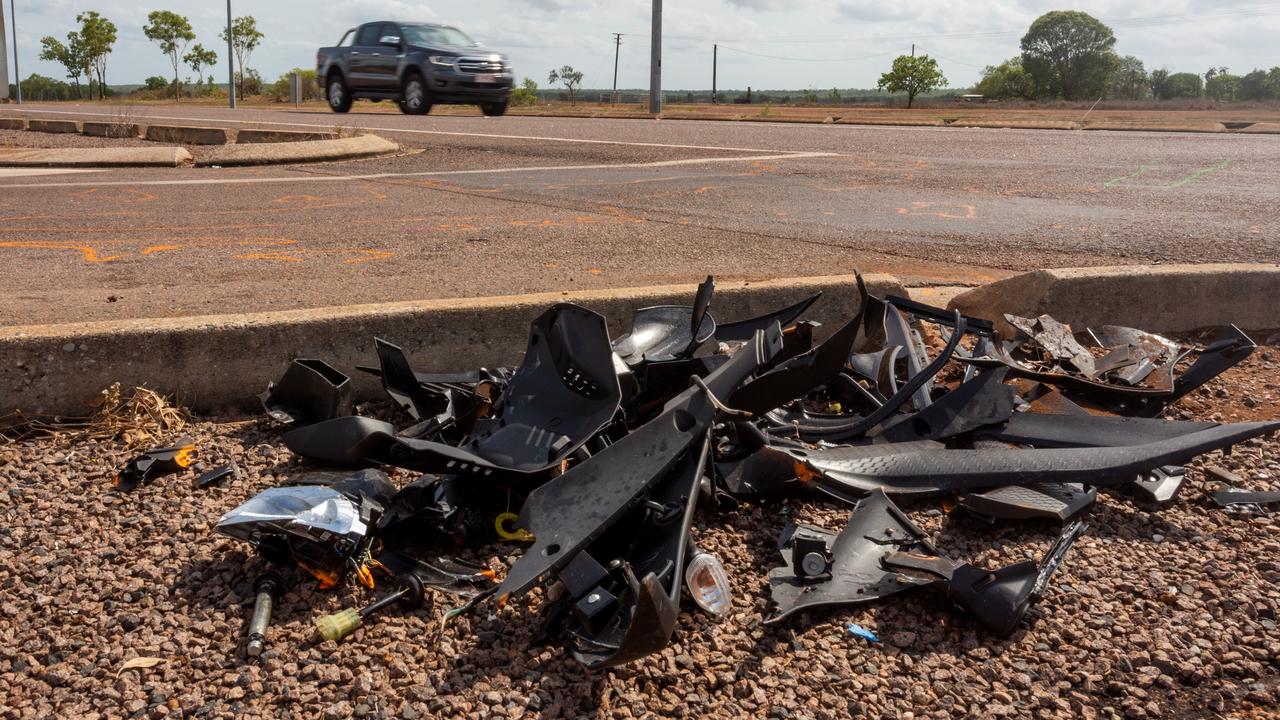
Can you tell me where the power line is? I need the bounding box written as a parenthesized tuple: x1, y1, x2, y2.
(715, 46, 904, 63)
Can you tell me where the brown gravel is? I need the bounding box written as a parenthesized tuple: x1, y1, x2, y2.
(2, 338, 1278, 719)
(0, 128, 156, 151)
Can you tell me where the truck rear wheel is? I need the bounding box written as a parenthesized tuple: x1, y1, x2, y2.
(327, 75, 352, 113)
(399, 73, 431, 115)
(480, 101, 508, 117)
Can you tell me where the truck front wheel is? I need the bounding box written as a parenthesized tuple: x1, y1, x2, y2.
(399, 73, 431, 115)
(327, 75, 352, 113)
(480, 101, 508, 117)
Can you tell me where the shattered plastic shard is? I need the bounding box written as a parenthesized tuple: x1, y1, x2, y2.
(216, 486, 368, 543)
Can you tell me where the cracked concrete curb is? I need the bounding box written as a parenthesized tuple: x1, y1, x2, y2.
(195, 134, 400, 167)
(0, 146, 192, 167)
(0, 274, 904, 418)
(948, 263, 1280, 336)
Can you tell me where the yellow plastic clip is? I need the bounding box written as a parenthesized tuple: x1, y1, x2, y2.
(495, 512, 535, 542)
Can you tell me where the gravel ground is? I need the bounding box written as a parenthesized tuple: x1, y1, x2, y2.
(2, 338, 1278, 719)
(0, 128, 156, 150)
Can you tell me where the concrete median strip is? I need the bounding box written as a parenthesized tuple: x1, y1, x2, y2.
(145, 124, 233, 145)
(194, 133, 400, 166)
(0, 146, 192, 168)
(0, 274, 904, 418)
(948, 263, 1280, 335)
(27, 118, 82, 134)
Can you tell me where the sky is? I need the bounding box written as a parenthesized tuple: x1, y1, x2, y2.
(5, 0, 1280, 91)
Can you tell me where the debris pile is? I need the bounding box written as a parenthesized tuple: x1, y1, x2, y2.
(122, 275, 1277, 669)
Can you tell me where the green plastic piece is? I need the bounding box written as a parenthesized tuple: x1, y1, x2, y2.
(315, 608, 362, 642)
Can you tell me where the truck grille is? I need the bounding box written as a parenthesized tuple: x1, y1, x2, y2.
(456, 57, 505, 74)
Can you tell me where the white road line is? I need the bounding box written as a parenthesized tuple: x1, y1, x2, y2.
(0, 152, 837, 189)
(0, 168, 105, 178)
(1, 106, 817, 154)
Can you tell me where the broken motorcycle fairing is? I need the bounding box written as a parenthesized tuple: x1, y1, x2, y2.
(284, 303, 623, 478)
(960, 321, 1256, 415)
(769, 490, 1084, 637)
(494, 324, 783, 665)
(784, 421, 1279, 500)
(612, 276, 716, 366)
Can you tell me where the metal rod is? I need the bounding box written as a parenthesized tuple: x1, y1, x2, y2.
(246, 591, 273, 656)
(648, 0, 662, 115)
(226, 0, 236, 108)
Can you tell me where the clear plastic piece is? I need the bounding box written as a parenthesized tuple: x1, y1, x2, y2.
(685, 552, 733, 617)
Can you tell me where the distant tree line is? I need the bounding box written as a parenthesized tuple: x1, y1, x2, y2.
(974, 10, 1280, 102)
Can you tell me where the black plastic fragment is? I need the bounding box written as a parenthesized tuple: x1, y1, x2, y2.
(195, 464, 237, 489)
(115, 437, 196, 492)
(260, 359, 352, 426)
(885, 521, 1085, 637)
(766, 489, 937, 623)
(960, 483, 1096, 522)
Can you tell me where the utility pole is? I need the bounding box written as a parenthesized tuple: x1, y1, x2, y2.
(648, 0, 661, 115)
(226, 0, 236, 108)
(4, 0, 19, 103)
(611, 32, 622, 104)
(712, 44, 717, 104)
(911, 43, 915, 57)
(0, 0, 8, 102)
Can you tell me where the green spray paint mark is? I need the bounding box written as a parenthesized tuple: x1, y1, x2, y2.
(1165, 159, 1230, 188)
(1104, 164, 1150, 188)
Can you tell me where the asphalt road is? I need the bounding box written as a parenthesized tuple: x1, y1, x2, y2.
(2, 103, 1277, 325)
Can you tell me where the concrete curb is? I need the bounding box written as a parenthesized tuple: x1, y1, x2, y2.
(82, 121, 143, 138)
(28, 119, 81, 133)
(952, 119, 1077, 131)
(948, 263, 1280, 336)
(1083, 121, 1228, 134)
(0, 117, 27, 130)
(835, 117, 944, 127)
(145, 124, 233, 145)
(1240, 122, 1280, 134)
(195, 134, 400, 167)
(236, 128, 341, 144)
(0, 146, 193, 168)
(1, 274, 904, 417)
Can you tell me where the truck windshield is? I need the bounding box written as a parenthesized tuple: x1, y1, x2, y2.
(401, 25, 476, 48)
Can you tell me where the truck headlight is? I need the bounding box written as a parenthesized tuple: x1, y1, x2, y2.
(428, 56, 455, 67)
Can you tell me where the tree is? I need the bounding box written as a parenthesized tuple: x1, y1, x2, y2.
(1020, 11, 1117, 100)
(144, 75, 169, 91)
(548, 65, 584, 105)
(877, 54, 946, 108)
(1239, 68, 1278, 101)
(801, 88, 818, 104)
(76, 12, 117, 100)
(220, 16, 264, 100)
(184, 44, 217, 92)
(144, 10, 196, 102)
(1205, 72, 1241, 102)
(1108, 55, 1148, 100)
(974, 57, 1036, 100)
(511, 77, 539, 106)
(38, 35, 87, 99)
(829, 87, 841, 102)
(1153, 71, 1203, 99)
